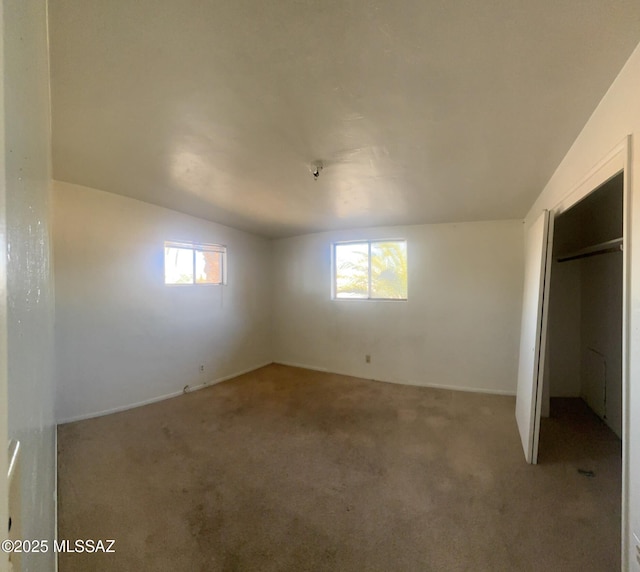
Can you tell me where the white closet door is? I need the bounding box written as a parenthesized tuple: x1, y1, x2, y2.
(516, 210, 552, 464)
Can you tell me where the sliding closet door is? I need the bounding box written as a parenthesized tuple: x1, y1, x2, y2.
(516, 210, 552, 464)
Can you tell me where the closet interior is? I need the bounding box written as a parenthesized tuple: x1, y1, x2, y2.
(544, 172, 623, 439)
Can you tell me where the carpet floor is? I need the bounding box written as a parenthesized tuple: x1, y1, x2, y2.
(57, 364, 621, 571)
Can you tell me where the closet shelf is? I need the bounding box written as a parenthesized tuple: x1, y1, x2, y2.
(556, 237, 623, 263)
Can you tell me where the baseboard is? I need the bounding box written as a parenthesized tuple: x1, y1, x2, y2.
(57, 361, 273, 424)
(273, 361, 329, 373)
(182, 361, 273, 394)
(403, 379, 516, 396)
(58, 389, 185, 425)
(59, 361, 514, 425)
(275, 361, 515, 396)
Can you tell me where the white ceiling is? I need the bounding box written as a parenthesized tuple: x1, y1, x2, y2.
(49, 0, 640, 238)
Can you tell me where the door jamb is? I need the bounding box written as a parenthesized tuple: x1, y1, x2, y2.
(0, 1, 9, 570)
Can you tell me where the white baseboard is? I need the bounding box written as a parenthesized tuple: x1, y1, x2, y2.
(354, 374, 516, 396)
(57, 361, 273, 424)
(59, 389, 185, 424)
(59, 361, 514, 425)
(275, 361, 515, 396)
(181, 361, 273, 393)
(402, 378, 516, 396)
(273, 360, 329, 373)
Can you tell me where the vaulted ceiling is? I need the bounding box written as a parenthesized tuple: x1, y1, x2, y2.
(49, 0, 640, 237)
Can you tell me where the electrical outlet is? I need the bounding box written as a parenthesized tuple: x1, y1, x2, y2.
(199, 365, 204, 372)
(365, 354, 371, 363)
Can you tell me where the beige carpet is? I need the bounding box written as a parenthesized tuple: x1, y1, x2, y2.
(57, 364, 621, 571)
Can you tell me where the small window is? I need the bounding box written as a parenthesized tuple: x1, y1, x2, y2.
(333, 240, 407, 300)
(164, 241, 226, 285)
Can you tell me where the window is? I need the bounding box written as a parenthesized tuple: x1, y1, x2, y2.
(164, 241, 226, 285)
(333, 240, 407, 300)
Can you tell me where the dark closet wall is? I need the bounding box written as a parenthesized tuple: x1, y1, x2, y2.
(547, 173, 623, 438)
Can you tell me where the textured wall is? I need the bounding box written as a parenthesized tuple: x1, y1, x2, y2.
(273, 221, 524, 395)
(54, 182, 273, 423)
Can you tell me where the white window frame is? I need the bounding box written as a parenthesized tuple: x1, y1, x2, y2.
(332, 239, 407, 301)
(164, 240, 227, 286)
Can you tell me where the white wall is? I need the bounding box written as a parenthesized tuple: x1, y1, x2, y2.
(53, 182, 272, 423)
(3, 0, 57, 570)
(525, 40, 640, 570)
(273, 221, 524, 394)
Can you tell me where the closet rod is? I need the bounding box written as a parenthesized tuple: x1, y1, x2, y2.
(556, 237, 623, 263)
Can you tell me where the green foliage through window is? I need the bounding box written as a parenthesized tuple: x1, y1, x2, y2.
(334, 240, 407, 300)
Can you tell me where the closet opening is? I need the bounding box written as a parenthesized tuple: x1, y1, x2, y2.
(540, 170, 623, 562)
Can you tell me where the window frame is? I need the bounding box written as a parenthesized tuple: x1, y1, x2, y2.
(164, 240, 227, 286)
(332, 238, 408, 301)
